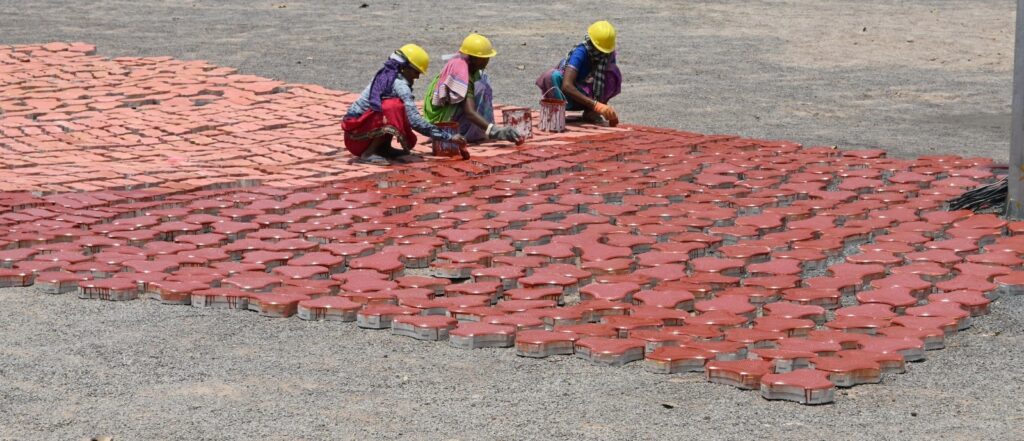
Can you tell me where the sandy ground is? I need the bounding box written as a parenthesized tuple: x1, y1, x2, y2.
(1, 1, 1023, 440)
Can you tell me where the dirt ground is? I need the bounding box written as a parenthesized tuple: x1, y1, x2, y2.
(1, 1, 1023, 440)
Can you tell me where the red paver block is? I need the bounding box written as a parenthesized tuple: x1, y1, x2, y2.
(357, 304, 421, 329)
(838, 349, 906, 374)
(449, 322, 517, 349)
(297, 296, 361, 321)
(632, 289, 695, 310)
(147, 280, 209, 305)
(905, 302, 972, 331)
(574, 337, 646, 366)
(750, 348, 817, 373)
(811, 356, 881, 387)
(760, 369, 835, 405)
(392, 315, 458, 341)
(516, 329, 579, 358)
(644, 346, 715, 374)
(859, 336, 927, 362)
(705, 359, 773, 390)
(249, 292, 311, 318)
(35, 271, 89, 294)
(191, 287, 250, 309)
(78, 277, 139, 301)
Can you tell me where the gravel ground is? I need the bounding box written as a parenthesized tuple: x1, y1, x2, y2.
(1, 287, 1023, 440)
(2, 1, 1024, 440)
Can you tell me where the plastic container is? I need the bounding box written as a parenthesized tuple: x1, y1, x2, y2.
(501, 107, 533, 139)
(431, 121, 466, 158)
(539, 98, 566, 132)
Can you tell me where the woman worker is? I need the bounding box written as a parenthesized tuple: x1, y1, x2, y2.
(342, 44, 467, 165)
(536, 20, 621, 126)
(423, 33, 524, 145)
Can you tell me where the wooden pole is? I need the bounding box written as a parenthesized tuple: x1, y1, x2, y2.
(1007, 0, 1024, 218)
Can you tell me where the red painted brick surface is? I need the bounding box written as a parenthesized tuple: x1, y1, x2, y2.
(1, 43, 1017, 406)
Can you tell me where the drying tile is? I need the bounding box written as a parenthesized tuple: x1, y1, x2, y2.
(810, 356, 881, 387)
(762, 302, 826, 324)
(801, 276, 859, 299)
(249, 293, 311, 318)
(601, 315, 664, 337)
(695, 296, 756, 319)
(503, 286, 563, 302)
(449, 323, 517, 349)
(356, 304, 422, 329)
(190, 287, 251, 309)
(684, 310, 749, 329)
(391, 315, 458, 341)
(147, 280, 209, 305)
(752, 317, 817, 337)
(515, 330, 579, 358)
(395, 275, 451, 296)
(904, 302, 972, 331)
(759, 369, 835, 405)
(554, 323, 618, 338)
(471, 265, 525, 291)
(78, 278, 139, 301)
(749, 348, 817, 373)
(952, 262, 1010, 283)
(891, 262, 952, 283)
(824, 316, 890, 335)
(837, 349, 906, 374)
(778, 336, 845, 355)
(496, 299, 557, 314)
(934, 275, 996, 297)
(705, 359, 773, 390)
(35, 271, 89, 294)
(481, 313, 546, 331)
(855, 287, 918, 312)
(645, 346, 715, 374)
(827, 263, 887, 286)
(926, 290, 990, 317)
(724, 328, 786, 349)
(858, 336, 927, 362)
(297, 296, 361, 321)
(574, 337, 646, 366)
(682, 339, 749, 361)
(580, 282, 641, 302)
(689, 256, 745, 277)
(877, 326, 945, 350)
(890, 315, 960, 336)
(632, 289, 694, 310)
(341, 290, 398, 306)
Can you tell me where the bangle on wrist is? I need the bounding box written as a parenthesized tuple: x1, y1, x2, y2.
(485, 123, 494, 139)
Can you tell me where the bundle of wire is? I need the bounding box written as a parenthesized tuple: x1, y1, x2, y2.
(947, 177, 1007, 211)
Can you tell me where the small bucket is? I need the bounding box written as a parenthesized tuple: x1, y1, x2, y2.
(431, 122, 461, 157)
(539, 98, 566, 133)
(501, 107, 533, 139)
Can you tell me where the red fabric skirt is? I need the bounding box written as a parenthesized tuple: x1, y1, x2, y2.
(341, 97, 417, 157)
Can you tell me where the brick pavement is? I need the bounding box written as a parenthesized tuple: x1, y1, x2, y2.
(2, 43, 1021, 405)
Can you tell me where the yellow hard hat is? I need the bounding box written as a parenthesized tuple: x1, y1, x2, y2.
(587, 20, 616, 53)
(458, 33, 497, 58)
(398, 43, 430, 74)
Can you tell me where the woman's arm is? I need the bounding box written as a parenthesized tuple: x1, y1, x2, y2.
(560, 67, 597, 110)
(460, 91, 490, 130)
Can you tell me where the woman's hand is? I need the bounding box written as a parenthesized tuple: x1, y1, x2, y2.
(593, 102, 619, 126)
